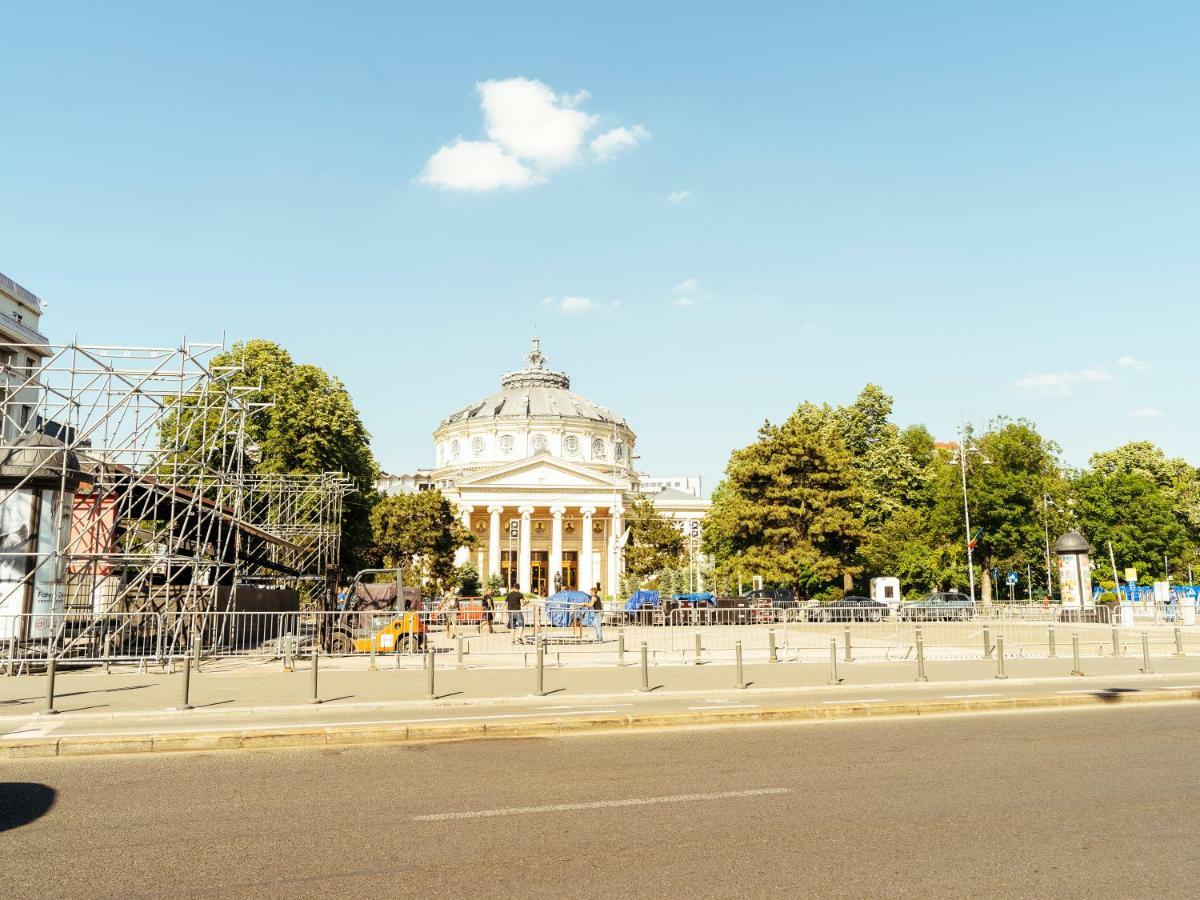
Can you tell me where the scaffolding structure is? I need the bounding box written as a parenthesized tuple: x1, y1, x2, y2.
(0, 340, 353, 634)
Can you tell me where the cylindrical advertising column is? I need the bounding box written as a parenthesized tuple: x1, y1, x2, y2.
(1054, 531, 1093, 620)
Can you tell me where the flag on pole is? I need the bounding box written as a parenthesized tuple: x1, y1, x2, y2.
(967, 527, 983, 550)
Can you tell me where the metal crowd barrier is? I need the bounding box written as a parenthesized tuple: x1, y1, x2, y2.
(3, 603, 1199, 671)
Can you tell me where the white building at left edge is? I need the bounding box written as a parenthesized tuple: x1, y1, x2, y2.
(378, 340, 709, 597)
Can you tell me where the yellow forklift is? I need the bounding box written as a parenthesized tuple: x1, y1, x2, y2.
(325, 568, 426, 654)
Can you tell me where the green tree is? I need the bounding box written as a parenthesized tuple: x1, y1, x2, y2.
(624, 497, 686, 580)
(703, 408, 864, 595)
(931, 420, 1063, 602)
(161, 339, 379, 572)
(1089, 442, 1200, 539)
(859, 507, 961, 598)
(369, 490, 473, 594)
(1073, 471, 1189, 585)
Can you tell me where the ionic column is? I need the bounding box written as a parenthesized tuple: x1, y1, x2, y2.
(518, 505, 534, 594)
(579, 505, 596, 593)
(549, 505, 565, 591)
(607, 505, 624, 598)
(487, 505, 504, 579)
(455, 504, 474, 566)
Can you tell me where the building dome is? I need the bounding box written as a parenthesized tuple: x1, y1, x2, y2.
(433, 340, 635, 473)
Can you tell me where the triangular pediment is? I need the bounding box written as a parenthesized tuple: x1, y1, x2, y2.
(457, 454, 625, 490)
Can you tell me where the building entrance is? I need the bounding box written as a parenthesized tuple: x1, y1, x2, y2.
(530, 551, 550, 596)
(560, 551, 578, 590)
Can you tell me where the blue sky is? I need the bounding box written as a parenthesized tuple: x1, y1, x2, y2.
(3, 2, 1197, 490)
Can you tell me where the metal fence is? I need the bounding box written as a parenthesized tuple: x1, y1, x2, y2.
(3, 603, 1198, 671)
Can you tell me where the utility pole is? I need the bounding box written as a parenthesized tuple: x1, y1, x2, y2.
(1042, 494, 1055, 601)
(1109, 542, 1122, 602)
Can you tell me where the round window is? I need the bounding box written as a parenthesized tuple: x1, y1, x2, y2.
(471, 436, 485, 457)
(591, 438, 606, 459)
(563, 435, 579, 455)
(532, 434, 548, 453)
(499, 434, 514, 454)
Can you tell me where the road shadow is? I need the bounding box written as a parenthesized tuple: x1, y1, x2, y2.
(3, 683, 151, 706)
(1094, 687, 1141, 703)
(0, 783, 56, 832)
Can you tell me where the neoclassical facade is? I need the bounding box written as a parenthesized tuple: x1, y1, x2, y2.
(393, 340, 708, 597)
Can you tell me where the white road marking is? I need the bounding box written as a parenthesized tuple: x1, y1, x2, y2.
(1056, 689, 1099, 694)
(687, 704, 757, 710)
(821, 699, 886, 705)
(412, 788, 791, 822)
(944, 693, 1005, 699)
(537, 704, 633, 710)
(1165, 685, 1200, 690)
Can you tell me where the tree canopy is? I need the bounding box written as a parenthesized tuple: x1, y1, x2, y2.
(370, 490, 474, 594)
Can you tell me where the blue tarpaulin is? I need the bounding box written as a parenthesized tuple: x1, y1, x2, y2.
(671, 592, 716, 606)
(545, 590, 597, 626)
(625, 590, 660, 611)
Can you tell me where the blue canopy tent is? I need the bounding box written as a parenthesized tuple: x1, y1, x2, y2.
(625, 590, 660, 611)
(545, 590, 597, 626)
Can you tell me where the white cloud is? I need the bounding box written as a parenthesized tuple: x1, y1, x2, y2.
(673, 296, 696, 308)
(1117, 354, 1151, 372)
(1014, 367, 1115, 396)
(419, 139, 541, 191)
(674, 277, 699, 292)
(591, 124, 649, 160)
(542, 295, 600, 314)
(479, 78, 596, 169)
(420, 77, 646, 191)
(667, 190, 692, 204)
(1130, 407, 1164, 419)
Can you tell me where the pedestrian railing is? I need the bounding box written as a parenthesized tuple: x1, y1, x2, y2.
(4, 605, 1200, 671)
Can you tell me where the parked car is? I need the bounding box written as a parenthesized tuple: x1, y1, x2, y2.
(805, 596, 890, 622)
(900, 592, 975, 621)
(740, 588, 798, 608)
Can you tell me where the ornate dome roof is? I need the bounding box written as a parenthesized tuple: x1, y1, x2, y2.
(439, 340, 629, 429)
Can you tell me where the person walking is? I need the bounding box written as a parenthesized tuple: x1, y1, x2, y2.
(481, 590, 495, 634)
(505, 587, 525, 639)
(591, 584, 604, 642)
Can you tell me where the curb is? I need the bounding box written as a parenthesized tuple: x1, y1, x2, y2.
(3, 688, 1197, 760)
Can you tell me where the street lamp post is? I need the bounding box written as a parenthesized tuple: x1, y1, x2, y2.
(957, 428, 977, 603)
(1042, 495, 1056, 601)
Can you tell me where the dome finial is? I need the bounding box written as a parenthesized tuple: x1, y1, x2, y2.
(527, 337, 545, 370)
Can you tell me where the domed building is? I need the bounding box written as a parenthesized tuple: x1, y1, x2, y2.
(380, 340, 708, 597)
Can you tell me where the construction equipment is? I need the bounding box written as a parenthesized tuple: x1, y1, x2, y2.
(324, 569, 425, 654)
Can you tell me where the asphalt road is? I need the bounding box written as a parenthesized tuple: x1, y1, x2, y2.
(2, 705, 1197, 898)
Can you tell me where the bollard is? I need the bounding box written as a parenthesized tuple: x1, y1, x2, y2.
(426, 647, 436, 699)
(534, 637, 546, 697)
(310, 646, 321, 704)
(6, 634, 14, 676)
(1174, 627, 1185, 658)
(769, 630, 778, 664)
(982, 625, 993, 659)
(639, 642, 651, 692)
(457, 635, 464, 670)
(995, 635, 1008, 679)
(1071, 633, 1084, 676)
(177, 652, 193, 710)
(695, 632, 704, 666)
(617, 631, 625, 667)
(829, 636, 842, 685)
(735, 640, 746, 689)
(1048, 624, 1056, 658)
(1140, 632, 1153, 674)
(192, 635, 202, 674)
(1111, 625, 1121, 657)
(915, 626, 928, 682)
(44, 655, 59, 715)
(842, 626, 852, 663)
(369, 627, 377, 671)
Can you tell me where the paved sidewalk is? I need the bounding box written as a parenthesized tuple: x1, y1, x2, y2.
(4, 652, 1200, 719)
(3, 653, 1200, 760)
